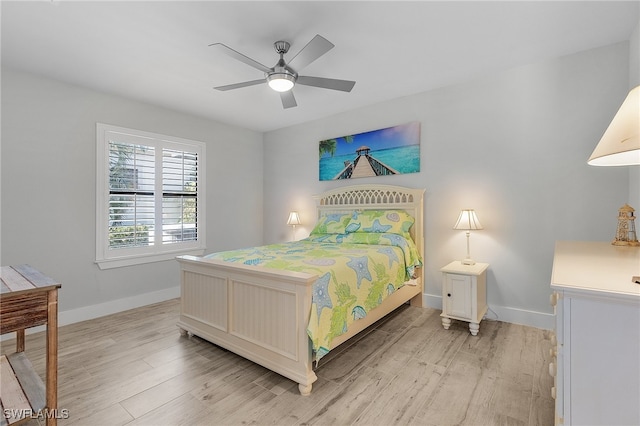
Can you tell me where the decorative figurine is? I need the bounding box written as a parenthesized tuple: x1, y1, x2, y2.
(612, 204, 639, 246)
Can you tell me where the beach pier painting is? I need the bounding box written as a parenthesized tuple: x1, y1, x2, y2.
(319, 122, 420, 181)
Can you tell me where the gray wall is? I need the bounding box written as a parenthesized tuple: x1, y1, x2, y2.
(263, 43, 631, 329)
(628, 19, 640, 209)
(1, 69, 264, 321)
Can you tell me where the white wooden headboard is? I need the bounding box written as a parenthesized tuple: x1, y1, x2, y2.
(313, 184, 425, 259)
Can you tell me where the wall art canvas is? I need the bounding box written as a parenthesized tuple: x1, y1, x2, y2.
(319, 121, 420, 181)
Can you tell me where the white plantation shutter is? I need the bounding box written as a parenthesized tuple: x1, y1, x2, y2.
(96, 124, 206, 269)
(108, 141, 155, 248)
(161, 148, 198, 244)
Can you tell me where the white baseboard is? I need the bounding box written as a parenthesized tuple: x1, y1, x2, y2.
(59, 286, 181, 326)
(423, 293, 554, 330)
(1, 286, 180, 341)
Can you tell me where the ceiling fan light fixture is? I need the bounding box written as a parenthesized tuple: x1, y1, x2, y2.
(211, 35, 354, 108)
(267, 73, 295, 92)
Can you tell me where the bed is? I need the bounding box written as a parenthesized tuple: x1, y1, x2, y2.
(176, 184, 425, 395)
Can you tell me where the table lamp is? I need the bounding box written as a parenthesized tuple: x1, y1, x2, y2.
(287, 211, 301, 241)
(453, 209, 483, 265)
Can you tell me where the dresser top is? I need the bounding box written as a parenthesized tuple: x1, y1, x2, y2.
(551, 241, 640, 300)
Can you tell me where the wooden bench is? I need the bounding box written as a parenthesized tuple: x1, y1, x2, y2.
(0, 265, 61, 426)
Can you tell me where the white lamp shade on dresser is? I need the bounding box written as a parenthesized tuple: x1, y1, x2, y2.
(588, 85, 640, 166)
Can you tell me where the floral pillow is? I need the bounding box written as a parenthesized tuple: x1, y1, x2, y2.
(310, 213, 352, 235)
(345, 210, 414, 235)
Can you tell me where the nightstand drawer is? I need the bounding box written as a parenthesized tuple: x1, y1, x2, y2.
(0, 292, 48, 334)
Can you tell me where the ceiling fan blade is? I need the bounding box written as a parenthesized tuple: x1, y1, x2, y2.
(288, 35, 334, 71)
(297, 76, 356, 92)
(214, 79, 265, 91)
(280, 91, 297, 109)
(209, 43, 272, 74)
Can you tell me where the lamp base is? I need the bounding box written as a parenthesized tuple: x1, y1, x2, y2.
(461, 258, 476, 266)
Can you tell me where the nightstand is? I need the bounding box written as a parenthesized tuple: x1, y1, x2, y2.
(440, 261, 489, 336)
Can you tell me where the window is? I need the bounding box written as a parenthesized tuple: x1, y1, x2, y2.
(96, 123, 206, 269)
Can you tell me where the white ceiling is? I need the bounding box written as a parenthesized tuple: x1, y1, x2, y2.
(2, 1, 638, 133)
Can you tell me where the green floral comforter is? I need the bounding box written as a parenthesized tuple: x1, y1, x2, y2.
(205, 232, 422, 362)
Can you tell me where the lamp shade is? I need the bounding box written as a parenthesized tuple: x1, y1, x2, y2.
(588, 85, 640, 166)
(453, 209, 483, 230)
(286, 211, 301, 226)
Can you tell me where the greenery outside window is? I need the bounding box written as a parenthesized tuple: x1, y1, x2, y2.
(96, 123, 206, 269)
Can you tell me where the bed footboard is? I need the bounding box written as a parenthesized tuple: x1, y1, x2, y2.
(176, 255, 318, 395)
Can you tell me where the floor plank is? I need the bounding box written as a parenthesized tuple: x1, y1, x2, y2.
(1, 299, 554, 425)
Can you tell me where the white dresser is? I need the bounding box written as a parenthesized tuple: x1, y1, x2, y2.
(550, 241, 640, 426)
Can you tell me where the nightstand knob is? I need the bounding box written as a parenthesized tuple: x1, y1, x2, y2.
(447, 293, 451, 297)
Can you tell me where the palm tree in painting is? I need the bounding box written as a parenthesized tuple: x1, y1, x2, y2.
(319, 135, 354, 158)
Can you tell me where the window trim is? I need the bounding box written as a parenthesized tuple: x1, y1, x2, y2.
(96, 123, 206, 269)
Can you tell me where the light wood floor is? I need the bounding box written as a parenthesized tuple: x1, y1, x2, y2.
(1, 299, 555, 426)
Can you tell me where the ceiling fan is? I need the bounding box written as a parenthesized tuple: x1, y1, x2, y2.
(210, 34, 356, 109)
